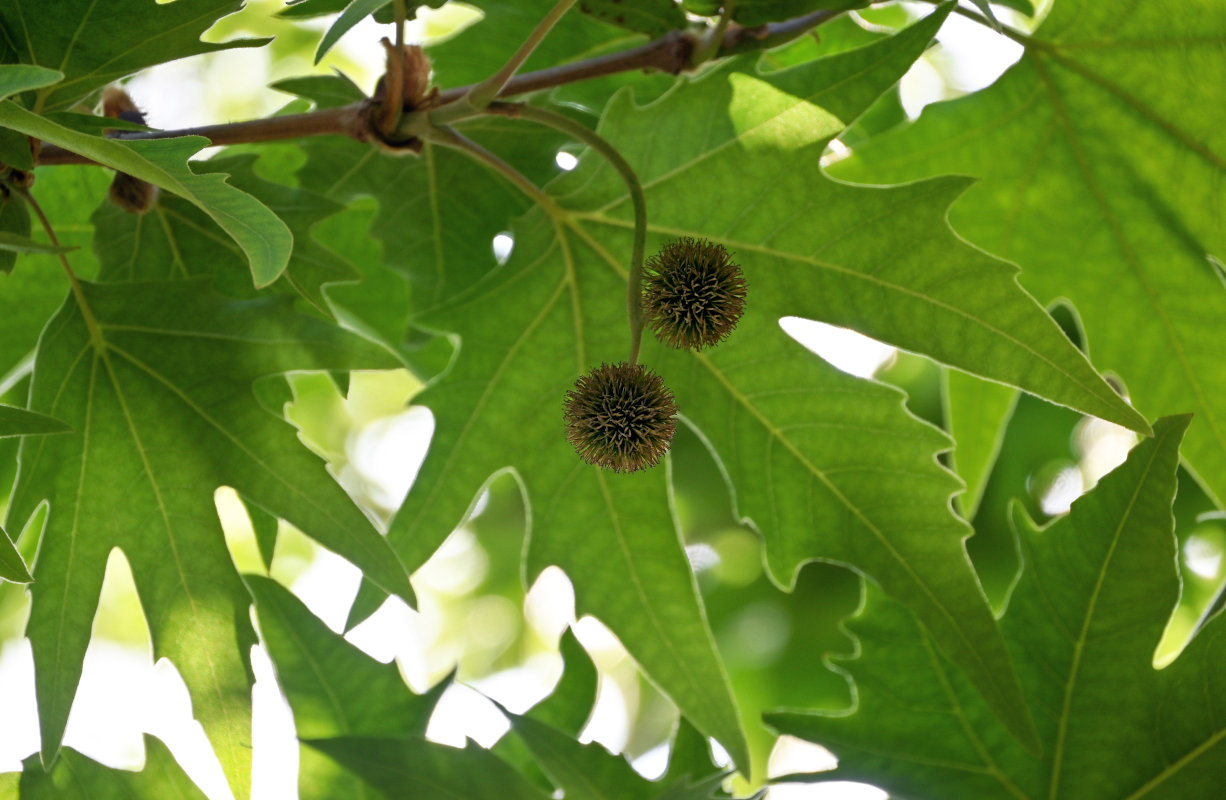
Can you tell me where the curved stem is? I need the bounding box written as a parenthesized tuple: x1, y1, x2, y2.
(487, 102, 648, 365)
(33, 5, 846, 166)
(13, 185, 102, 347)
(435, 0, 579, 125)
(422, 126, 560, 218)
(916, 0, 1035, 48)
(693, 2, 735, 66)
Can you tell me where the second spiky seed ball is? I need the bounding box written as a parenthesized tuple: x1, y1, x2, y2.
(643, 237, 747, 350)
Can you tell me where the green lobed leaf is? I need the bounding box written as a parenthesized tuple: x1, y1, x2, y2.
(0, 404, 70, 438)
(249, 573, 444, 800)
(248, 574, 440, 740)
(833, 0, 1226, 504)
(527, 628, 598, 735)
(0, 104, 292, 287)
(0, 166, 108, 376)
(0, 184, 33, 275)
(91, 153, 359, 316)
(944, 369, 1018, 518)
(688, 1, 868, 28)
(766, 416, 1226, 798)
(6, 279, 413, 797)
(0, 232, 76, 256)
(505, 709, 662, 799)
(352, 6, 1069, 758)
(0, 522, 32, 582)
(303, 736, 553, 800)
(0, 1, 268, 112)
(285, 75, 570, 350)
(576, 0, 687, 38)
(426, 0, 643, 90)
(15, 735, 208, 799)
(315, 0, 394, 64)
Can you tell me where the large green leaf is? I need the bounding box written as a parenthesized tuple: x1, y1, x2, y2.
(303, 736, 553, 800)
(833, 0, 1226, 505)
(577, 0, 687, 38)
(5, 280, 413, 798)
(0, 165, 109, 377)
(0, 522, 32, 582)
(314, 0, 393, 64)
(766, 416, 1226, 798)
(944, 369, 1018, 518)
(0, 0, 267, 112)
(14, 735, 207, 799)
(0, 404, 69, 438)
(0, 103, 292, 287)
(91, 154, 359, 316)
(248, 574, 443, 800)
(426, 0, 642, 90)
(352, 7, 1079, 760)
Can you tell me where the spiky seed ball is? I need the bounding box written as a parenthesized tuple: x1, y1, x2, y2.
(564, 362, 678, 472)
(643, 237, 747, 350)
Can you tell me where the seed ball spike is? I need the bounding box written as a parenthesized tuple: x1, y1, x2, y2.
(643, 237, 747, 350)
(564, 362, 678, 472)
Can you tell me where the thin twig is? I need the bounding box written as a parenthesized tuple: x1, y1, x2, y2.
(487, 102, 649, 365)
(33, 7, 844, 166)
(12, 184, 102, 344)
(447, 0, 579, 120)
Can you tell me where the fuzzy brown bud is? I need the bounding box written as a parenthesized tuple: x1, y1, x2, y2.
(102, 87, 156, 214)
(643, 237, 746, 350)
(564, 362, 678, 472)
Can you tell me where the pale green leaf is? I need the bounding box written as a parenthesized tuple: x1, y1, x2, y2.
(303, 736, 552, 800)
(767, 416, 1226, 799)
(833, 0, 1226, 504)
(0, 523, 32, 583)
(0, 166, 108, 374)
(16, 735, 207, 799)
(506, 710, 659, 799)
(944, 369, 1018, 518)
(577, 0, 687, 38)
(0, 232, 75, 255)
(0, 1, 267, 111)
(6, 280, 412, 798)
(315, 0, 393, 64)
(363, 6, 1051, 757)
(0, 104, 292, 287)
(91, 154, 358, 316)
(0, 404, 70, 438)
(249, 573, 444, 800)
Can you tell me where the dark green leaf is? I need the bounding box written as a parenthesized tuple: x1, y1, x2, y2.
(0, 1, 268, 111)
(315, 0, 394, 64)
(767, 416, 1224, 799)
(303, 736, 552, 800)
(7, 280, 412, 797)
(367, 7, 1057, 757)
(528, 628, 597, 735)
(0, 403, 70, 437)
(834, 0, 1226, 506)
(577, 0, 687, 38)
(944, 369, 1018, 518)
(0, 522, 32, 582)
(0, 105, 292, 287)
(0, 232, 76, 256)
(91, 153, 358, 316)
(508, 710, 658, 798)
(249, 574, 440, 740)
(17, 735, 207, 799)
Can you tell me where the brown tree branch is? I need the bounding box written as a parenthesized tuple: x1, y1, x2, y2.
(34, 9, 842, 167)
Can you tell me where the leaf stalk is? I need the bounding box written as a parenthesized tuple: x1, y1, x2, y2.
(487, 102, 649, 365)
